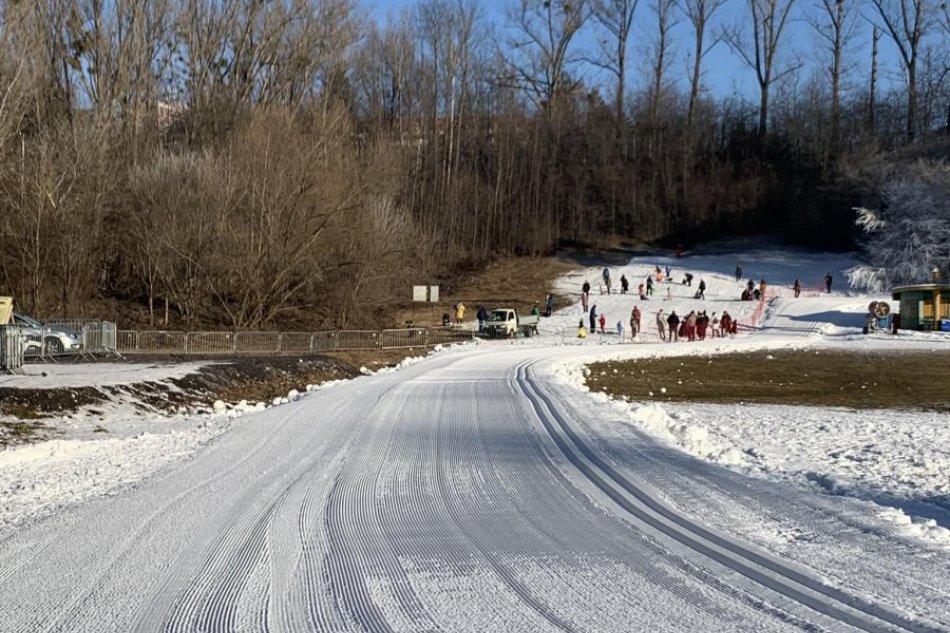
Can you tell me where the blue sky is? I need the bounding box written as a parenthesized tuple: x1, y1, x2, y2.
(368, 0, 910, 104)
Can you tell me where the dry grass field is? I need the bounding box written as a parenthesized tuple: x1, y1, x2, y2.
(587, 350, 950, 411)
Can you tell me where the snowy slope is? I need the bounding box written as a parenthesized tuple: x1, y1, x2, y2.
(0, 243, 948, 632)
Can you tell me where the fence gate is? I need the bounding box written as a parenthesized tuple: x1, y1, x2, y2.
(0, 326, 25, 374)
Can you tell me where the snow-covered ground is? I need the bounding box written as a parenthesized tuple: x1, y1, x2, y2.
(1, 241, 948, 632)
(535, 242, 950, 549)
(0, 361, 213, 389)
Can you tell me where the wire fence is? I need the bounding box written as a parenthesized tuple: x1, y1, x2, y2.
(112, 325, 473, 356)
(0, 320, 477, 370)
(0, 326, 26, 374)
(17, 321, 118, 361)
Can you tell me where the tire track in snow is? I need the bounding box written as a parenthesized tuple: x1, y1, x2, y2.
(517, 362, 941, 633)
(496, 363, 815, 632)
(421, 364, 795, 632)
(430, 379, 577, 633)
(19, 401, 319, 633)
(324, 385, 439, 632)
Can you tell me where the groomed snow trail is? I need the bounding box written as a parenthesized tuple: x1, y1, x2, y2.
(1, 344, 948, 632)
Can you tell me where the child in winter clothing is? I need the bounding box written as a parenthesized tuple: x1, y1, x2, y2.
(578, 320, 587, 338)
(599, 313, 607, 334)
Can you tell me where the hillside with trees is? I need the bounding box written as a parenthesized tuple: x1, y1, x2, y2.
(0, 0, 947, 329)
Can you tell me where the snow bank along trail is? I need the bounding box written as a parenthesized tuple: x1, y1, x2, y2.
(1, 343, 948, 632)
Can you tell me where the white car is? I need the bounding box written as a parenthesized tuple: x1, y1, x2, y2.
(11, 313, 83, 355)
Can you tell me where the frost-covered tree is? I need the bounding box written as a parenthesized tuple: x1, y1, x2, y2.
(848, 162, 950, 291)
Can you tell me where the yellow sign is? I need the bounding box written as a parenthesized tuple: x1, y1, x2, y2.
(0, 297, 12, 325)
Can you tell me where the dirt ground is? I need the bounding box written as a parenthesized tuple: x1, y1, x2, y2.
(0, 351, 436, 445)
(587, 350, 950, 410)
(395, 255, 579, 327)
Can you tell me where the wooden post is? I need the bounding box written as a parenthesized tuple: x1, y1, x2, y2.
(936, 290, 942, 331)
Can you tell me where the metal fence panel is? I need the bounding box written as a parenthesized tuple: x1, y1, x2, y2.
(186, 332, 233, 354)
(426, 325, 474, 348)
(43, 319, 92, 333)
(92, 325, 481, 358)
(0, 326, 25, 374)
(116, 330, 138, 354)
(234, 331, 281, 354)
(81, 322, 107, 354)
(135, 331, 187, 354)
(380, 328, 427, 350)
(335, 330, 380, 351)
(278, 332, 313, 353)
(309, 330, 341, 352)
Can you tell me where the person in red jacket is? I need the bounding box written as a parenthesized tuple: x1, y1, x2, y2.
(599, 313, 606, 334)
(632, 305, 642, 332)
(696, 311, 708, 340)
(720, 311, 732, 337)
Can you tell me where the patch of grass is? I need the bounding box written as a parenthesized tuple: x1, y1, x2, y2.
(0, 403, 43, 420)
(394, 255, 577, 327)
(588, 350, 950, 410)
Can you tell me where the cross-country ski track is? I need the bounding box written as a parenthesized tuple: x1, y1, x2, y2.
(2, 249, 949, 632)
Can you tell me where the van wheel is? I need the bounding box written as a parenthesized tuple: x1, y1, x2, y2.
(45, 338, 64, 355)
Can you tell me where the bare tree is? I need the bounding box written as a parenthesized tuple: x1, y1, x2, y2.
(807, 0, 858, 153)
(870, 0, 933, 140)
(500, 0, 590, 115)
(354, 16, 417, 132)
(724, 0, 799, 136)
(682, 0, 725, 135)
(869, 25, 881, 131)
(647, 0, 678, 131)
(590, 0, 639, 120)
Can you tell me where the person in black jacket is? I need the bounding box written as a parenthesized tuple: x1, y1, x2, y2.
(589, 305, 597, 333)
(666, 311, 680, 342)
(476, 305, 489, 332)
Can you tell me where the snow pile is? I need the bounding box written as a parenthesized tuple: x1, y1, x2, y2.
(0, 419, 233, 532)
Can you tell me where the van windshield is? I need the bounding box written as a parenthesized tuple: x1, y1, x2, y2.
(489, 311, 509, 321)
(14, 314, 41, 328)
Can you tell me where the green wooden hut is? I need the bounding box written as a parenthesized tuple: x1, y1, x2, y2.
(891, 284, 950, 331)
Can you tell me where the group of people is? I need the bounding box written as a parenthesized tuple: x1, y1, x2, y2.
(656, 309, 737, 342)
(578, 305, 737, 343)
(577, 261, 840, 342)
(740, 279, 767, 301)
